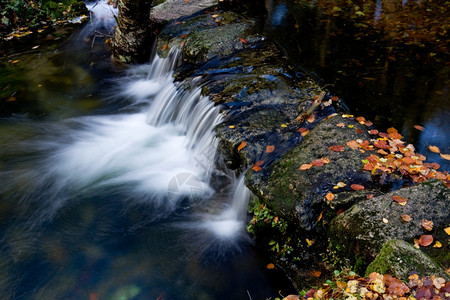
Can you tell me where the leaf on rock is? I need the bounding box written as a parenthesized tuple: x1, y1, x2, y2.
(252, 160, 264, 172)
(433, 241, 442, 248)
(346, 140, 359, 149)
(329, 145, 345, 152)
(265, 145, 275, 153)
(414, 125, 424, 131)
(299, 164, 312, 170)
(240, 38, 248, 44)
(418, 235, 433, 247)
(307, 114, 316, 123)
(428, 145, 440, 153)
(421, 219, 433, 231)
(444, 227, 450, 235)
(401, 214, 411, 222)
(392, 195, 407, 205)
(336, 122, 346, 128)
(351, 184, 365, 191)
(326, 192, 335, 201)
(237, 141, 247, 151)
(161, 44, 168, 51)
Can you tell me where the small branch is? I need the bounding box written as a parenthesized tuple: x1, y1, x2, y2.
(295, 90, 326, 123)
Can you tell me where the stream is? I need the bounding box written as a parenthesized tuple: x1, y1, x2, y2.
(0, 2, 294, 299)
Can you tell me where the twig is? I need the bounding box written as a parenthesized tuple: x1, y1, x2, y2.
(295, 90, 326, 123)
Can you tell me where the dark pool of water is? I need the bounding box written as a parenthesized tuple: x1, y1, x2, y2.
(264, 0, 449, 171)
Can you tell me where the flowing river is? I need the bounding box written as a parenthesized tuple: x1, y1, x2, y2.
(0, 2, 294, 299)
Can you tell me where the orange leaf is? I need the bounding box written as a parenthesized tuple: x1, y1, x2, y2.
(180, 34, 188, 38)
(297, 127, 308, 133)
(266, 263, 275, 269)
(392, 195, 407, 205)
(161, 44, 168, 51)
(307, 114, 315, 123)
(421, 219, 433, 231)
(444, 227, 450, 235)
(301, 130, 309, 137)
(428, 145, 440, 153)
(329, 145, 345, 152)
(387, 127, 398, 134)
(440, 153, 450, 160)
(350, 184, 365, 191)
(356, 116, 366, 122)
(418, 235, 433, 247)
(401, 214, 411, 222)
(336, 122, 346, 128)
(321, 157, 331, 164)
(311, 159, 325, 167)
(317, 210, 324, 222)
(311, 270, 322, 278)
(252, 160, 264, 172)
(265, 145, 275, 153)
(346, 140, 359, 150)
(366, 194, 374, 199)
(237, 141, 247, 151)
(369, 129, 379, 135)
(240, 38, 248, 44)
(326, 192, 335, 201)
(413, 125, 424, 131)
(299, 164, 312, 170)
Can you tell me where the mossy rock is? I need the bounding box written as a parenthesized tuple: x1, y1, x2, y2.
(330, 179, 450, 268)
(366, 239, 449, 281)
(248, 115, 377, 231)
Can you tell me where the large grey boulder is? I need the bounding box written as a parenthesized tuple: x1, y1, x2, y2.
(151, 0, 218, 23)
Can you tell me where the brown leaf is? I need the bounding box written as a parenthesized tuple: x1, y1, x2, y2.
(369, 129, 379, 135)
(421, 219, 433, 231)
(350, 184, 365, 191)
(392, 195, 407, 205)
(418, 235, 433, 246)
(299, 164, 312, 170)
(237, 141, 247, 151)
(326, 192, 335, 201)
(401, 214, 411, 222)
(311, 159, 325, 167)
(336, 122, 346, 128)
(265, 145, 275, 153)
(428, 145, 440, 153)
(329, 145, 345, 152)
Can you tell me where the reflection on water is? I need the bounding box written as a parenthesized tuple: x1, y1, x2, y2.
(264, 0, 449, 171)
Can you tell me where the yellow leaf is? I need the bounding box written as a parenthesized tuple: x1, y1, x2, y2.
(433, 241, 442, 248)
(336, 182, 347, 188)
(228, 125, 235, 129)
(281, 124, 288, 128)
(11, 60, 20, 64)
(317, 210, 324, 222)
(306, 238, 315, 246)
(237, 141, 246, 151)
(444, 227, 450, 235)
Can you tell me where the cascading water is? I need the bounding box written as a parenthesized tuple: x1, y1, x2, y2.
(0, 2, 290, 299)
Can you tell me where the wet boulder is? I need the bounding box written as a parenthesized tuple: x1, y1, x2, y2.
(365, 239, 449, 281)
(151, 0, 218, 23)
(330, 179, 450, 269)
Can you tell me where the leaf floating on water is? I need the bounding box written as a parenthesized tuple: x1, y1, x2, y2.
(392, 195, 407, 205)
(401, 214, 411, 222)
(237, 141, 247, 151)
(428, 145, 440, 153)
(440, 153, 450, 160)
(329, 145, 345, 152)
(414, 125, 424, 131)
(326, 192, 335, 201)
(265, 145, 275, 153)
(266, 263, 275, 269)
(299, 164, 312, 170)
(418, 234, 433, 247)
(351, 184, 365, 191)
(252, 160, 264, 172)
(421, 219, 433, 231)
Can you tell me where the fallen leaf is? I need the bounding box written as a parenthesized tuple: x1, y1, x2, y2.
(300, 130, 309, 137)
(252, 160, 264, 172)
(180, 34, 188, 38)
(414, 125, 424, 131)
(306, 238, 315, 246)
(211, 14, 219, 18)
(418, 235, 433, 246)
(336, 182, 347, 188)
(440, 153, 450, 160)
(282, 295, 299, 300)
(307, 114, 315, 123)
(329, 145, 345, 152)
(161, 44, 168, 51)
(433, 241, 442, 248)
(331, 96, 339, 101)
(336, 122, 346, 128)
(428, 145, 440, 153)
(351, 184, 365, 191)
(401, 214, 411, 222)
(297, 127, 308, 133)
(228, 125, 235, 128)
(239, 38, 247, 44)
(346, 140, 359, 150)
(311, 159, 325, 167)
(356, 116, 366, 123)
(317, 210, 324, 222)
(369, 129, 379, 135)
(281, 124, 288, 128)
(266, 263, 275, 269)
(265, 145, 275, 153)
(366, 194, 374, 199)
(445, 227, 450, 235)
(311, 270, 322, 278)
(421, 219, 433, 231)
(326, 192, 335, 201)
(382, 218, 389, 224)
(237, 141, 247, 151)
(392, 195, 407, 205)
(299, 164, 312, 170)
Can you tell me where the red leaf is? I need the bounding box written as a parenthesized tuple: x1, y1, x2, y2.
(240, 38, 248, 44)
(392, 195, 407, 204)
(311, 159, 325, 167)
(351, 184, 365, 191)
(329, 145, 345, 152)
(418, 235, 433, 246)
